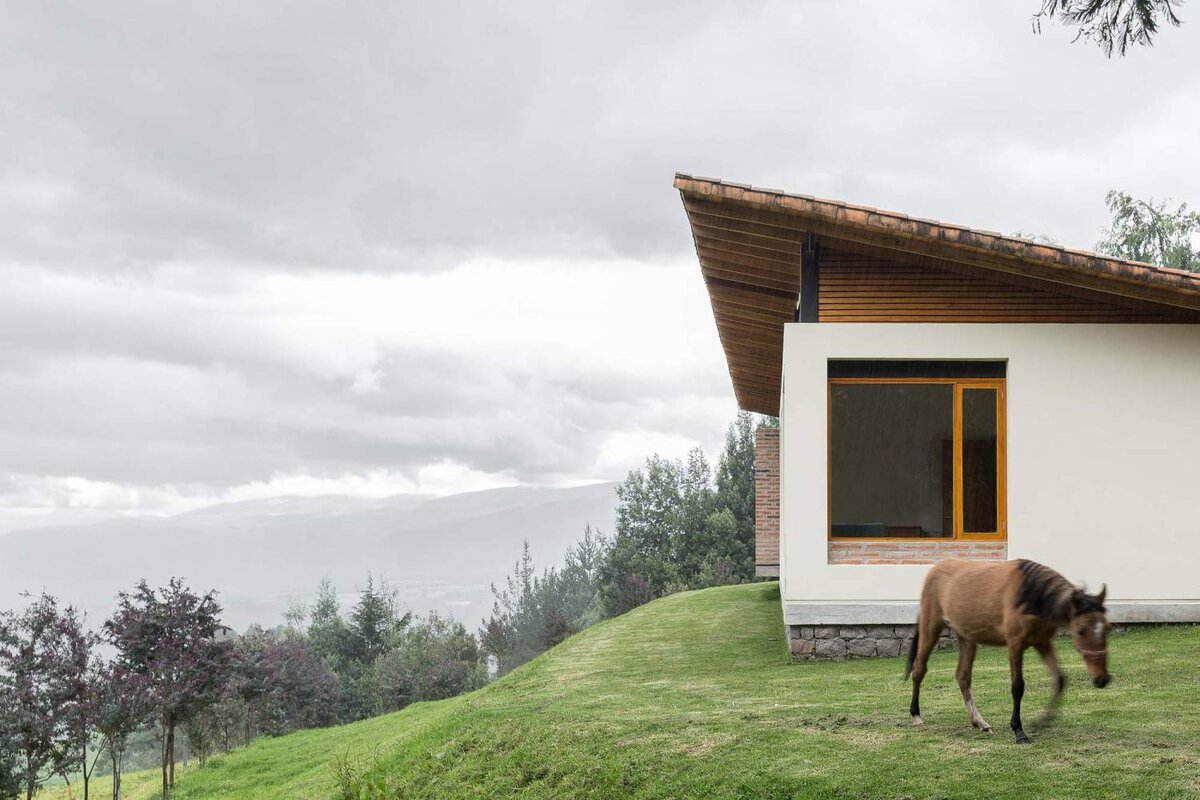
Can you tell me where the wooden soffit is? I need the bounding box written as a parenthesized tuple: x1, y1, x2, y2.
(676, 173, 1200, 416)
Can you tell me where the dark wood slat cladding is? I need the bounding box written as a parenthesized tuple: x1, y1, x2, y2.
(684, 195, 1200, 313)
(819, 248, 1183, 323)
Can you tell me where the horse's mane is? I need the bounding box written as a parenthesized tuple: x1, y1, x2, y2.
(1014, 560, 1075, 620)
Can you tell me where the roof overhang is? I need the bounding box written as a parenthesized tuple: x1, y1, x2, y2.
(676, 173, 1200, 416)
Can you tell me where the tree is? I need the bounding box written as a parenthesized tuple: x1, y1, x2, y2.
(715, 413, 756, 566)
(614, 574, 655, 616)
(676, 447, 717, 580)
(255, 639, 340, 735)
(550, 526, 607, 631)
(714, 412, 779, 584)
(347, 577, 409, 665)
(598, 430, 767, 614)
(330, 577, 412, 722)
(54, 612, 103, 800)
(298, 576, 435, 724)
(300, 576, 416, 723)
(376, 614, 484, 710)
(281, 600, 309, 639)
(598, 456, 684, 615)
(0, 718, 18, 800)
(227, 633, 268, 746)
(692, 508, 747, 588)
(538, 608, 574, 650)
(480, 529, 609, 675)
(105, 580, 232, 800)
(480, 541, 542, 674)
(1096, 190, 1200, 271)
(94, 664, 151, 800)
(0, 593, 87, 800)
(182, 691, 245, 767)
(1033, 0, 1184, 56)
(182, 631, 338, 759)
(306, 579, 348, 670)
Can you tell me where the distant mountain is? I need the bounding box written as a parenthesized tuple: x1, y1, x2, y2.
(0, 483, 617, 633)
(0, 507, 131, 536)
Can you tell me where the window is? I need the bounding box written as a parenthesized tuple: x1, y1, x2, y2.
(828, 362, 1005, 540)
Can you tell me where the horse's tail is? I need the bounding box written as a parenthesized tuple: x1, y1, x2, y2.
(903, 616, 919, 681)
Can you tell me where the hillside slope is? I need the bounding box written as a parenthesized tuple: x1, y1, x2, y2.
(52, 583, 1200, 799)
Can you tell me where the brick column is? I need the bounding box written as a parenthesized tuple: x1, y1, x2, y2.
(754, 426, 780, 577)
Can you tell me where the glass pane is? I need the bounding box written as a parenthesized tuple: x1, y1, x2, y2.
(962, 388, 999, 533)
(830, 384, 953, 539)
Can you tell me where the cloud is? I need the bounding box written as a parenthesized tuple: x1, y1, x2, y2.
(3, 1, 1197, 276)
(0, 257, 735, 512)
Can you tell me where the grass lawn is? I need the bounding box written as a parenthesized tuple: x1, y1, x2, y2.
(40, 582, 1200, 799)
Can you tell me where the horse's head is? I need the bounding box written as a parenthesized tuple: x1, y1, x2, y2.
(1068, 584, 1110, 688)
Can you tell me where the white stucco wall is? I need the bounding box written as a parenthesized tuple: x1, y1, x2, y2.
(779, 323, 1200, 624)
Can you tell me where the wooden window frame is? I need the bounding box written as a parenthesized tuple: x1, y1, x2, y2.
(827, 377, 1007, 542)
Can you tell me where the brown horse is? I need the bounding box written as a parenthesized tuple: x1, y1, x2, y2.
(904, 558, 1111, 744)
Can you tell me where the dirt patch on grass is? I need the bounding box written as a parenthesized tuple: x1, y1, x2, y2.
(677, 732, 735, 757)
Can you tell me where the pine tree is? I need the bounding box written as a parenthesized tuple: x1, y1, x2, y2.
(348, 577, 392, 664)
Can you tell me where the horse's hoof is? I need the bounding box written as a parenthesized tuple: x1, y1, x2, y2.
(1015, 736, 1031, 745)
(911, 715, 924, 726)
(979, 725, 992, 733)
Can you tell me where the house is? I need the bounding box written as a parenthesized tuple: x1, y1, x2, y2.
(675, 174, 1200, 659)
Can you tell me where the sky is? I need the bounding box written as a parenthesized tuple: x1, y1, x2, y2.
(2, 1, 1198, 524)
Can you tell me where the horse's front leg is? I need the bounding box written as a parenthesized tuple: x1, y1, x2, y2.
(1008, 641, 1030, 744)
(1033, 641, 1065, 725)
(956, 639, 991, 732)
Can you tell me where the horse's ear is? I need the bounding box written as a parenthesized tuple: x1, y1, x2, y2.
(1096, 584, 1107, 606)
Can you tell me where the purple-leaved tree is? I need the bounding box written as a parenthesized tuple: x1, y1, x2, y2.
(0, 593, 91, 800)
(104, 579, 232, 800)
(0, 715, 18, 800)
(256, 638, 340, 734)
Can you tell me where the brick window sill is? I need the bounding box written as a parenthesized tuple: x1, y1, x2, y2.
(828, 540, 1007, 565)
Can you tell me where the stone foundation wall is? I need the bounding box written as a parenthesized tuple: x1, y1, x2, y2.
(787, 621, 1195, 661)
(787, 624, 955, 661)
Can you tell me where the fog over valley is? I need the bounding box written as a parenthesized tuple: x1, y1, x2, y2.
(0, 482, 616, 632)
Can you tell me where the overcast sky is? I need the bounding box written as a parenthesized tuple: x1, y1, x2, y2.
(2, 1, 1198, 523)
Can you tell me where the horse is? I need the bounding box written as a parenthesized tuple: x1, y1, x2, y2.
(904, 558, 1111, 744)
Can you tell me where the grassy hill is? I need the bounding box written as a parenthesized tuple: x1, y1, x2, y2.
(43, 582, 1200, 799)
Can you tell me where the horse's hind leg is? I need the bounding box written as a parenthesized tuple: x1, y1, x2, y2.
(1008, 640, 1030, 744)
(909, 612, 942, 726)
(956, 639, 991, 732)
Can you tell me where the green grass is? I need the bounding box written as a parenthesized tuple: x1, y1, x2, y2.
(40, 582, 1200, 799)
